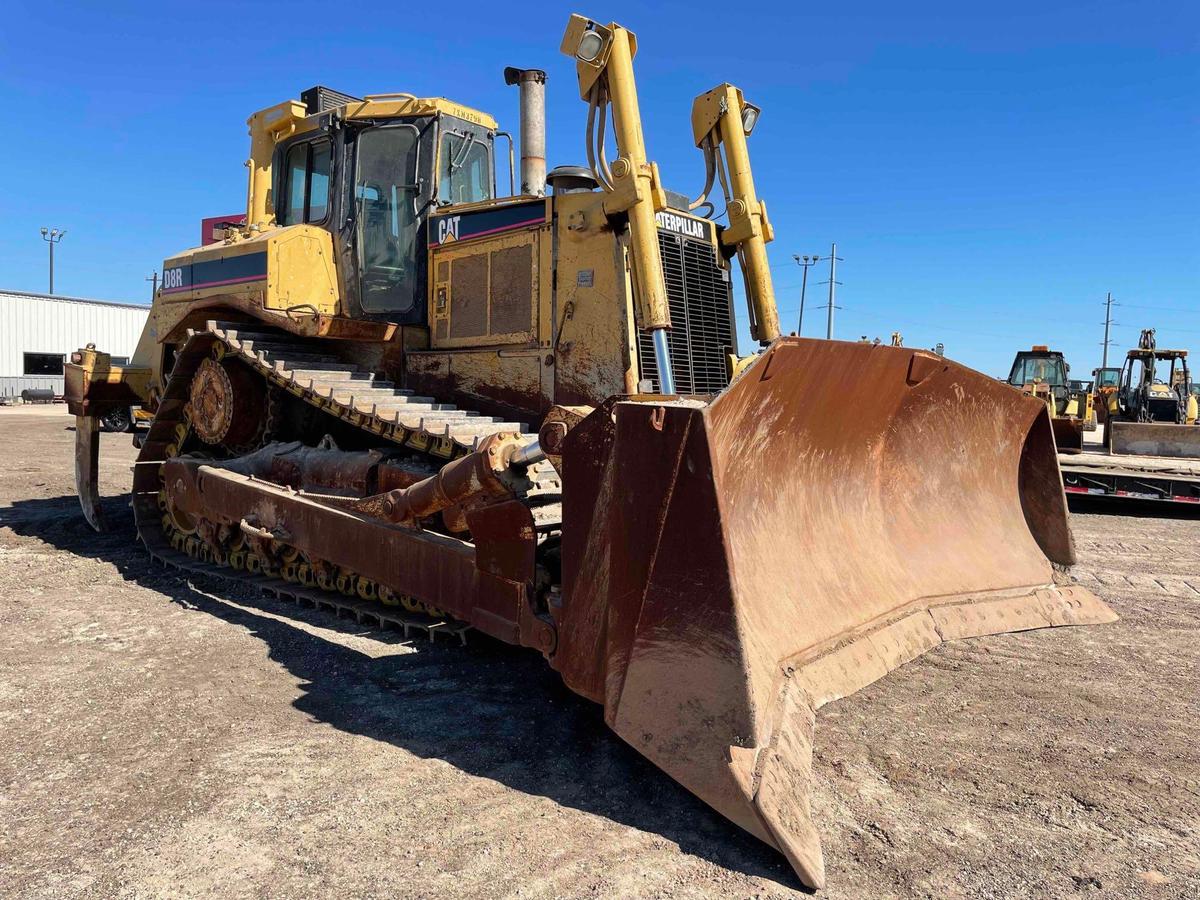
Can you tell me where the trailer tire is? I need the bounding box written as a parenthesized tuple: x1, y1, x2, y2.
(99, 407, 134, 433)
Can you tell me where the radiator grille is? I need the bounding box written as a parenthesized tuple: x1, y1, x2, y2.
(637, 230, 737, 395)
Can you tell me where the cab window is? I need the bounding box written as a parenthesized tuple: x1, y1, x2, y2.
(438, 132, 492, 205)
(280, 139, 331, 225)
(1009, 355, 1066, 387)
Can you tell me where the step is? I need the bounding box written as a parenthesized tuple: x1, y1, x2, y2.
(388, 410, 486, 426)
(238, 340, 325, 355)
(321, 380, 399, 394)
(214, 326, 290, 343)
(332, 390, 435, 405)
(284, 365, 369, 378)
(257, 351, 345, 366)
(341, 399, 455, 415)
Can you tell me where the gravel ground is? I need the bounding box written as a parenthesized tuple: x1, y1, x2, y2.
(1, 406, 1197, 899)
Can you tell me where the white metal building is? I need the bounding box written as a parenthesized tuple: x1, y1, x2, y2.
(0, 289, 150, 398)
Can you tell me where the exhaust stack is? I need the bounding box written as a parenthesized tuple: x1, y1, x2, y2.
(504, 67, 547, 196)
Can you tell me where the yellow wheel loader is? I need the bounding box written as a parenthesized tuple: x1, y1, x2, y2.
(1005, 345, 1094, 452)
(64, 14, 1115, 889)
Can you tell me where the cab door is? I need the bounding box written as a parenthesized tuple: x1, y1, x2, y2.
(352, 124, 427, 321)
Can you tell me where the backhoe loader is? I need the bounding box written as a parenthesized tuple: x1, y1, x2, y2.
(1005, 345, 1094, 452)
(1106, 329, 1200, 458)
(64, 14, 1115, 889)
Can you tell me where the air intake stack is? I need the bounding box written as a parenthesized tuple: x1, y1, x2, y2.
(504, 67, 547, 196)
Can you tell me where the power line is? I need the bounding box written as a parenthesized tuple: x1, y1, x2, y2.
(1110, 302, 1199, 314)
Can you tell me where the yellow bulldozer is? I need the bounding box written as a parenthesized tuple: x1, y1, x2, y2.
(64, 14, 1115, 889)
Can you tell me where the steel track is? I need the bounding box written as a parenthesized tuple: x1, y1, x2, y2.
(132, 319, 560, 642)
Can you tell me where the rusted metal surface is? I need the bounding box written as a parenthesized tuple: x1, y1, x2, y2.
(312, 314, 397, 342)
(365, 432, 528, 524)
(215, 442, 392, 497)
(553, 338, 1116, 889)
(63, 374, 146, 418)
(539, 404, 593, 474)
(160, 457, 542, 647)
(63, 347, 151, 418)
(189, 357, 266, 447)
(73, 415, 104, 531)
(405, 348, 549, 426)
(551, 192, 641, 407)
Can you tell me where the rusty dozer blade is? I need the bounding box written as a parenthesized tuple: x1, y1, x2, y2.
(74, 415, 105, 532)
(555, 338, 1116, 889)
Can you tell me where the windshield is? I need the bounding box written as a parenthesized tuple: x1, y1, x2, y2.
(438, 131, 492, 205)
(1095, 369, 1120, 387)
(1009, 355, 1066, 387)
(356, 126, 421, 314)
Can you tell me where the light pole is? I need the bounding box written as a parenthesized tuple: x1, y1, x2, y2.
(40, 227, 66, 294)
(818, 242, 843, 339)
(792, 254, 819, 335)
(1100, 292, 1118, 369)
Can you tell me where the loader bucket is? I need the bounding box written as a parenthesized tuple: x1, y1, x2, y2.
(1051, 416, 1084, 453)
(555, 338, 1115, 889)
(1108, 420, 1200, 459)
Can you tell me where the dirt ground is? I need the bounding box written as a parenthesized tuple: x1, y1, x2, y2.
(1, 405, 1197, 899)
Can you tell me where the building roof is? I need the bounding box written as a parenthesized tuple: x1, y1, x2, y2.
(0, 288, 150, 311)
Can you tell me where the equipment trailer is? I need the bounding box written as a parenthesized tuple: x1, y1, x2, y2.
(1060, 437, 1200, 505)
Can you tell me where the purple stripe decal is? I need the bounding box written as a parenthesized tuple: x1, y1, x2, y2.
(162, 273, 266, 294)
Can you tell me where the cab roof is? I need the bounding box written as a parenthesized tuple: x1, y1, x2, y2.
(288, 85, 497, 132)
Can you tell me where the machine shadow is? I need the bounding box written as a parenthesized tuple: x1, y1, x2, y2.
(0, 492, 804, 891)
(1067, 494, 1200, 520)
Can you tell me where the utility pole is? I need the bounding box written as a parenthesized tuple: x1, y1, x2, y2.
(819, 242, 843, 339)
(146, 272, 159, 300)
(40, 227, 66, 294)
(791, 254, 819, 335)
(1100, 292, 1117, 368)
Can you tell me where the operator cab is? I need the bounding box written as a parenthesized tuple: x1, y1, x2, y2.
(1007, 347, 1074, 415)
(1007, 348, 1068, 389)
(271, 86, 498, 324)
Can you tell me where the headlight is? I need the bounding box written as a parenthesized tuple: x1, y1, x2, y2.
(740, 103, 761, 135)
(577, 30, 604, 62)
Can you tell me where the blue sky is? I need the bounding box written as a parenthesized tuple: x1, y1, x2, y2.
(1, 1, 1195, 377)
